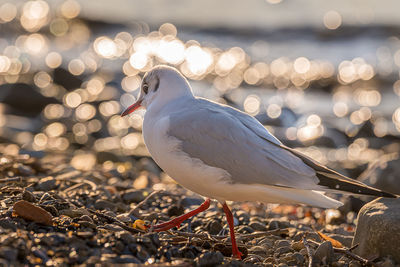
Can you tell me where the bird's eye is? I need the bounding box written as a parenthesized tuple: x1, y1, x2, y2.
(143, 83, 149, 94)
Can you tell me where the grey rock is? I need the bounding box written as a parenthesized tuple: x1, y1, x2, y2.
(37, 176, 57, 191)
(94, 199, 117, 210)
(352, 197, 400, 262)
(118, 231, 136, 244)
(313, 241, 334, 265)
(0, 247, 18, 261)
(249, 221, 266, 231)
(22, 189, 36, 202)
(79, 215, 93, 223)
(121, 189, 146, 203)
(275, 239, 291, 248)
(113, 255, 140, 264)
(195, 251, 224, 267)
(0, 218, 17, 231)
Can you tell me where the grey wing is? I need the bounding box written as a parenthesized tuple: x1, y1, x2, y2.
(167, 100, 321, 190)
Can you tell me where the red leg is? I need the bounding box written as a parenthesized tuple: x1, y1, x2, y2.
(222, 202, 243, 259)
(151, 198, 211, 232)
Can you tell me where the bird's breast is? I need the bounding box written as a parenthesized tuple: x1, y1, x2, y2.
(142, 115, 231, 200)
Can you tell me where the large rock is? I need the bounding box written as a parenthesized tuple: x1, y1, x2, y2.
(352, 197, 400, 263)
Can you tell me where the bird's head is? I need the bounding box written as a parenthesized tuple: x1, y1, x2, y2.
(121, 65, 193, 116)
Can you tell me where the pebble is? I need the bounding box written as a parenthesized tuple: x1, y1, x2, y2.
(268, 219, 280, 230)
(0, 219, 17, 231)
(79, 215, 93, 223)
(13, 200, 53, 226)
(121, 189, 146, 203)
(275, 239, 291, 248)
(291, 241, 305, 251)
(249, 221, 266, 231)
(94, 199, 117, 210)
(22, 190, 36, 202)
(195, 251, 224, 266)
(314, 241, 334, 265)
(0, 247, 18, 261)
(37, 176, 57, 191)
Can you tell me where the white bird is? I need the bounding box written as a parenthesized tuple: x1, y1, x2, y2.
(122, 65, 395, 259)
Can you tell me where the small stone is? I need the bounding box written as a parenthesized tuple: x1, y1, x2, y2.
(121, 189, 146, 203)
(292, 252, 305, 265)
(167, 205, 184, 217)
(206, 220, 223, 235)
(259, 238, 274, 248)
(13, 200, 53, 225)
(59, 208, 90, 218)
(268, 219, 280, 230)
(0, 218, 17, 231)
(0, 247, 18, 261)
(103, 224, 124, 232)
(237, 225, 254, 234)
(79, 215, 93, 223)
(275, 239, 291, 248)
(78, 221, 96, 229)
(118, 231, 136, 244)
(116, 214, 131, 223)
(276, 246, 291, 255)
(22, 189, 36, 202)
(37, 176, 57, 191)
(249, 221, 267, 231)
(291, 241, 305, 251)
(248, 246, 268, 257)
(94, 199, 117, 210)
(314, 241, 334, 265)
(113, 255, 140, 264)
(195, 251, 224, 266)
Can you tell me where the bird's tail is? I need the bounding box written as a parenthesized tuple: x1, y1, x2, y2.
(285, 146, 397, 198)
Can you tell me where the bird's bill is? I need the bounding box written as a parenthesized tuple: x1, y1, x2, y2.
(121, 100, 143, 117)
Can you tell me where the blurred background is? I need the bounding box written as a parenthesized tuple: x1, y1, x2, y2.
(0, 0, 399, 194)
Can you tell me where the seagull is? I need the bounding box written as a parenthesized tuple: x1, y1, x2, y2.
(121, 65, 396, 259)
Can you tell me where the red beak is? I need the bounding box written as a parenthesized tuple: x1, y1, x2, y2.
(121, 100, 143, 117)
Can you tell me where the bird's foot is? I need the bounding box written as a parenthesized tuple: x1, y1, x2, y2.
(147, 198, 211, 233)
(149, 217, 186, 232)
(232, 247, 243, 260)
